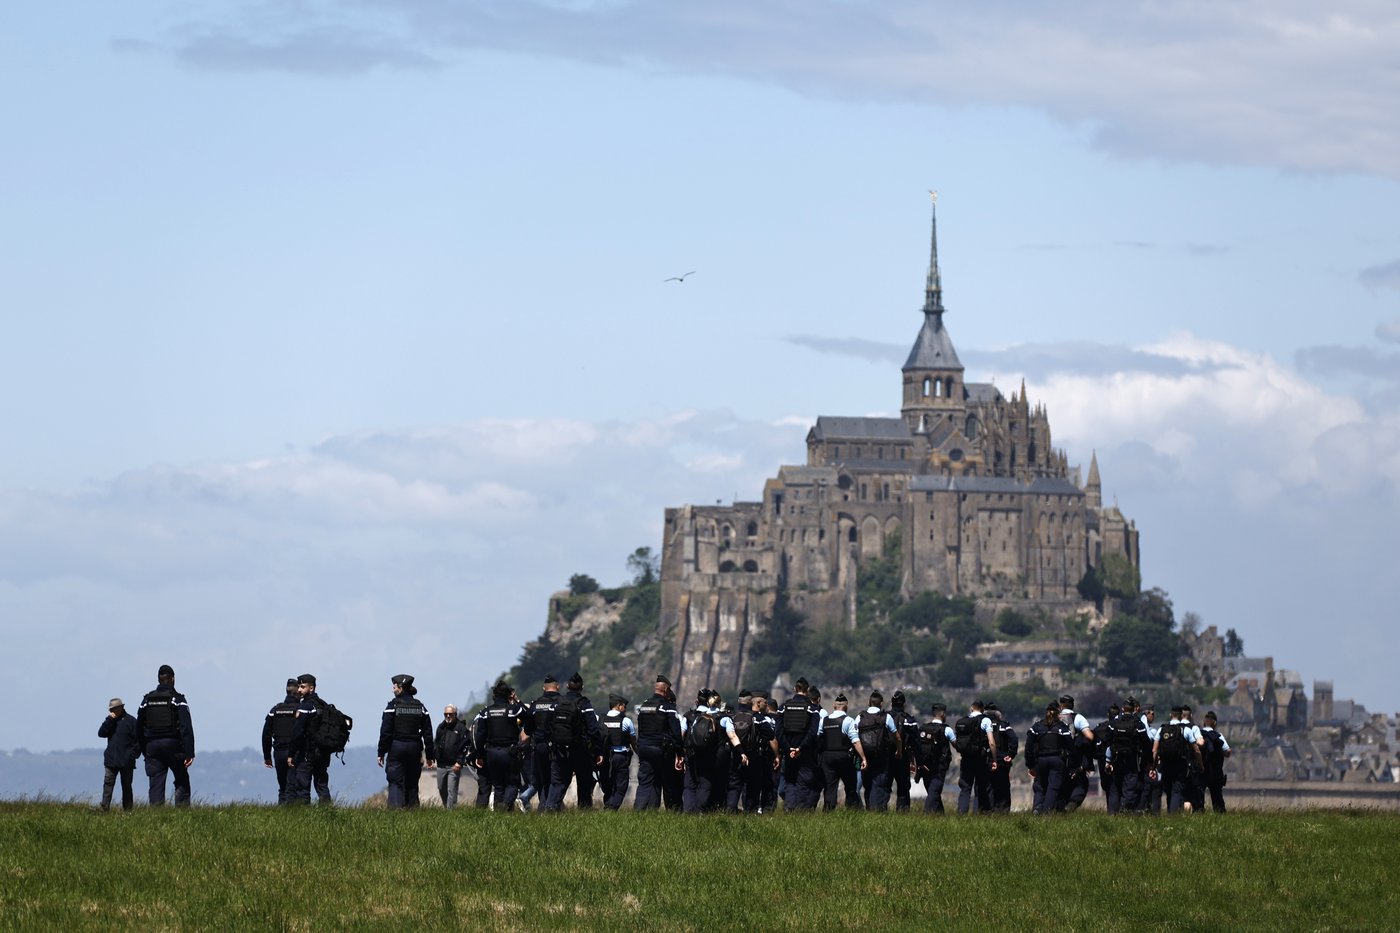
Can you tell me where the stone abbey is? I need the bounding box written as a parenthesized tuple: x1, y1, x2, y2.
(660, 201, 1140, 698)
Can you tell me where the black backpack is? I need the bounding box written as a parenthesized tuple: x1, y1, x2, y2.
(550, 694, 584, 747)
(731, 709, 760, 753)
(1200, 728, 1225, 765)
(1108, 714, 1143, 767)
(309, 699, 353, 756)
(1157, 722, 1189, 763)
(953, 715, 987, 757)
(685, 710, 719, 756)
(917, 722, 952, 772)
(858, 711, 890, 758)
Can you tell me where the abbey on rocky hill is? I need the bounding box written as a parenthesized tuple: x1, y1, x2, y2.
(660, 199, 1139, 699)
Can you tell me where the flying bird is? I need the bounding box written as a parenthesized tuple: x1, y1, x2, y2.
(664, 271, 697, 283)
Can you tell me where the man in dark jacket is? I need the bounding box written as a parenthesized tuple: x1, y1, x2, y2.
(378, 674, 436, 808)
(521, 674, 563, 812)
(542, 672, 604, 811)
(287, 673, 334, 805)
(435, 705, 472, 809)
(262, 678, 301, 804)
(98, 698, 140, 811)
(473, 682, 526, 811)
(632, 675, 684, 811)
(137, 664, 195, 806)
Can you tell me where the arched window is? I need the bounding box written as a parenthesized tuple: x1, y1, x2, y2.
(922, 377, 932, 398)
(746, 521, 758, 536)
(965, 415, 979, 439)
(719, 560, 737, 573)
(743, 559, 759, 572)
(944, 377, 955, 398)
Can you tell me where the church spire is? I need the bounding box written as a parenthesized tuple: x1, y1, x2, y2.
(1085, 450, 1102, 508)
(923, 190, 944, 315)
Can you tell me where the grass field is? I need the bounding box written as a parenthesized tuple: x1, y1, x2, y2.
(1, 803, 1395, 931)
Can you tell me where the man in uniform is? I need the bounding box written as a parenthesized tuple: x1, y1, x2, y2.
(778, 678, 820, 811)
(1056, 694, 1096, 812)
(473, 681, 525, 810)
(858, 690, 898, 811)
(137, 664, 195, 807)
(1104, 697, 1151, 814)
(261, 677, 300, 804)
(287, 673, 333, 805)
(954, 699, 995, 814)
(986, 703, 1018, 813)
(520, 675, 562, 811)
(435, 704, 472, 808)
(633, 675, 684, 811)
(543, 672, 604, 811)
(889, 691, 918, 811)
(914, 703, 956, 814)
(600, 694, 636, 809)
(1199, 710, 1232, 813)
(818, 693, 865, 810)
(377, 673, 435, 808)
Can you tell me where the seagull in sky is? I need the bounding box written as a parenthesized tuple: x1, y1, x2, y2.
(664, 270, 697, 283)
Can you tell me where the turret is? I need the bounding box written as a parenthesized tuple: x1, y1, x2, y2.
(901, 193, 966, 435)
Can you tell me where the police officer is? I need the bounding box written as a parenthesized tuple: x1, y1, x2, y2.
(889, 691, 918, 811)
(435, 704, 472, 809)
(261, 677, 300, 804)
(1025, 704, 1073, 814)
(377, 674, 435, 808)
(473, 681, 525, 811)
(1153, 705, 1196, 814)
(858, 691, 898, 811)
(521, 675, 562, 812)
(1199, 710, 1232, 813)
(818, 694, 865, 810)
(287, 673, 333, 805)
(632, 675, 684, 811)
(778, 678, 820, 811)
(1104, 697, 1151, 814)
(543, 672, 604, 811)
(986, 703, 1018, 813)
(727, 690, 776, 814)
(600, 694, 636, 810)
(914, 703, 956, 814)
(137, 664, 195, 807)
(1141, 704, 1163, 814)
(682, 689, 725, 813)
(1056, 694, 1096, 812)
(954, 699, 995, 814)
(98, 697, 139, 812)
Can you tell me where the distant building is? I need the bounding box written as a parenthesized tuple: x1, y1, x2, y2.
(976, 651, 1065, 692)
(660, 200, 1139, 700)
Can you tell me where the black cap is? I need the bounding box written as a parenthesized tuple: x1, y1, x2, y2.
(298, 673, 317, 687)
(609, 694, 628, 707)
(543, 674, 558, 685)
(392, 674, 414, 688)
(697, 689, 710, 705)
(568, 671, 584, 689)
(1059, 695, 1075, 708)
(655, 674, 671, 687)
(286, 677, 299, 689)
(835, 693, 847, 703)
(157, 664, 175, 679)
(891, 690, 906, 708)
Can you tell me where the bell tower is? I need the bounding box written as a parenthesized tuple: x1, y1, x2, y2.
(902, 192, 966, 435)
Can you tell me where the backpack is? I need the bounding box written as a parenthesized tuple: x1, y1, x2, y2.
(858, 711, 890, 759)
(917, 722, 952, 772)
(992, 719, 1017, 759)
(1157, 722, 1189, 763)
(953, 715, 987, 757)
(309, 699, 353, 756)
(1200, 728, 1225, 766)
(550, 694, 584, 747)
(1108, 714, 1143, 767)
(685, 710, 719, 756)
(731, 709, 760, 753)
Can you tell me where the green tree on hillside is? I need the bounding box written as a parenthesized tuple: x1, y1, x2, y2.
(745, 591, 806, 690)
(1099, 613, 1180, 682)
(569, 573, 600, 596)
(627, 547, 660, 585)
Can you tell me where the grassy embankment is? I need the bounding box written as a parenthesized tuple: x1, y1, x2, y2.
(1, 803, 1395, 931)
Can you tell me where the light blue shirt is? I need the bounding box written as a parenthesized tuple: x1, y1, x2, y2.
(609, 715, 636, 752)
(927, 718, 957, 742)
(864, 707, 898, 734)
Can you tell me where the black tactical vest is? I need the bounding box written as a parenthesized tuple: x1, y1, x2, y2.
(603, 711, 627, 749)
(485, 706, 518, 745)
(393, 700, 426, 739)
(781, 701, 811, 737)
(143, 694, 179, 736)
(271, 701, 298, 744)
(532, 694, 559, 734)
(637, 701, 668, 737)
(822, 713, 848, 753)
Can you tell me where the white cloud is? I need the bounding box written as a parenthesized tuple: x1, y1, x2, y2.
(160, 1, 1400, 178)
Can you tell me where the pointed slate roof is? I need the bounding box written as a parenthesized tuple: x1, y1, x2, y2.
(903, 194, 963, 372)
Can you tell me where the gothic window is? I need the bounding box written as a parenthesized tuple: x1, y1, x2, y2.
(966, 415, 979, 439)
(719, 560, 737, 573)
(922, 377, 932, 397)
(944, 378, 954, 398)
(934, 380, 943, 398)
(747, 521, 758, 536)
(918, 414, 928, 433)
(743, 560, 759, 572)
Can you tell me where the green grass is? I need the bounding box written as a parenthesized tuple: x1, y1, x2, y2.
(1, 804, 1396, 931)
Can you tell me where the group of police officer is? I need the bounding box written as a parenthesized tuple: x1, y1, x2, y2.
(104, 662, 1226, 812)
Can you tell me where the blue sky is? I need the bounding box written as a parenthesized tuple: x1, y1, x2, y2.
(4, 2, 1400, 752)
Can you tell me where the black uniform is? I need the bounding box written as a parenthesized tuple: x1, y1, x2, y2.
(632, 693, 683, 811)
(262, 690, 301, 804)
(137, 684, 195, 806)
(288, 690, 331, 804)
(1200, 725, 1228, 813)
(778, 697, 819, 811)
(543, 689, 604, 811)
(1103, 712, 1151, 814)
(378, 693, 434, 808)
(988, 717, 1018, 813)
(818, 712, 860, 810)
(473, 702, 525, 810)
(522, 689, 561, 811)
(890, 706, 918, 811)
(600, 709, 634, 810)
(914, 719, 954, 814)
(1026, 719, 1074, 814)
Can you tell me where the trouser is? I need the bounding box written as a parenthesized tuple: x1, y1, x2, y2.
(437, 766, 462, 808)
(271, 746, 293, 804)
(683, 755, 720, 813)
(1060, 765, 1090, 812)
(727, 750, 765, 813)
(1189, 766, 1207, 809)
(781, 751, 817, 811)
(820, 751, 861, 810)
(545, 746, 597, 811)
(385, 739, 424, 809)
(863, 755, 893, 811)
(1108, 765, 1143, 813)
(476, 746, 520, 810)
(290, 748, 330, 804)
(891, 753, 912, 811)
(989, 760, 1012, 813)
(143, 738, 191, 807)
(633, 743, 670, 810)
(603, 751, 632, 809)
(1206, 778, 1226, 813)
(1033, 755, 1065, 814)
(763, 755, 779, 812)
(102, 765, 134, 811)
(523, 744, 550, 811)
(957, 758, 991, 814)
(922, 768, 948, 813)
(1162, 761, 1191, 813)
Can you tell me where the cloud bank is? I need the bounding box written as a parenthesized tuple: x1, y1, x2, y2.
(145, 0, 1400, 178)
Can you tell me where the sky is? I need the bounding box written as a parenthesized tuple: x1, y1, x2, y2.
(4, 1, 1400, 753)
